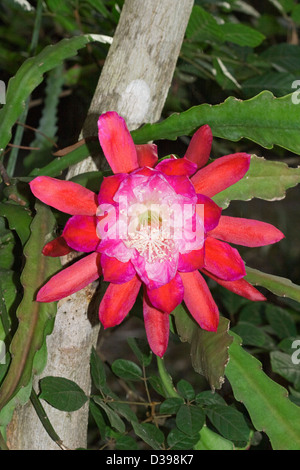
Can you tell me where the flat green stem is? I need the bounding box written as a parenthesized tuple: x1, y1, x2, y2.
(156, 357, 179, 398)
(30, 389, 67, 450)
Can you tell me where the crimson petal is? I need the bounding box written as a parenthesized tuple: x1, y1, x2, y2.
(202, 268, 266, 301)
(136, 144, 158, 168)
(191, 153, 251, 198)
(63, 215, 100, 252)
(37, 252, 101, 302)
(156, 156, 197, 177)
(196, 194, 222, 232)
(178, 248, 204, 272)
(30, 176, 98, 216)
(143, 291, 170, 357)
(101, 254, 136, 284)
(98, 111, 139, 174)
(184, 124, 213, 169)
(180, 271, 219, 332)
(209, 215, 284, 247)
(204, 237, 246, 281)
(146, 273, 184, 313)
(98, 174, 127, 206)
(42, 236, 73, 257)
(99, 275, 141, 328)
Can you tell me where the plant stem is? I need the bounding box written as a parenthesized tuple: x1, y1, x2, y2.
(156, 356, 180, 399)
(30, 389, 68, 450)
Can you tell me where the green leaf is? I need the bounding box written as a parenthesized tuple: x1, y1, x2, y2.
(231, 321, 274, 348)
(0, 203, 32, 246)
(39, 376, 87, 412)
(205, 404, 250, 443)
(23, 64, 65, 173)
(226, 332, 300, 449)
(176, 380, 195, 401)
(265, 305, 297, 339)
(132, 91, 300, 155)
(219, 23, 265, 47)
(92, 397, 125, 433)
(173, 305, 233, 391)
(160, 397, 185, 415)
(167, 427, 199, 450)
(111, 359, 143, 382)
(213, 155, 300, 209)
(194, 425, 235, 450)
(132, 422, 164, 450)
(270, 351, 300, 389)
(127, 337, 152, 367)
(0, 34, 111, 153)
(176, 404, 205, 435)
(90, 347, 106, 390)
(0, 202, 61, 411)
(115, 435, 139, 451)
(245, 266, 300, 303)
(89, 399, 107, 439)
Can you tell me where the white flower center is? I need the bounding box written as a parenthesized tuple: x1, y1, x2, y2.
(124, 208, 175, 263)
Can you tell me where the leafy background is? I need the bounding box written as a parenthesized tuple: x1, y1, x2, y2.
(0, 0, 300, 450)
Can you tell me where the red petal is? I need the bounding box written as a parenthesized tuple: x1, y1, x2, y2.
(98, 111, 138, 174)
(196, 194, 222, 232)
(99, 275, 141, 328)
(63, 215, 100, 252)
(37, 252, 101, 302)
(202, 269, 266, 301)
(146, 273, 184, 313)
(143, 292, 170, 357)
(184, 125, 213, 169)
(42, 236, 73, 257)
(191, 153, 251, 197)
(180, 271, 219, 331)
(209, 215, 284, 247)
(101, 254, 136, 284)
(204, 237, 246, 281)
(155, 156, 197, 176)
(136, 144, 158, 168)
(98, 174, 127, 205)
(30, 176, 98, 216)
(178, 248, 204, 272)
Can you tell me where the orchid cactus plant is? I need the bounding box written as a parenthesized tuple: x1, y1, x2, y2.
(30, 111, 284, 358)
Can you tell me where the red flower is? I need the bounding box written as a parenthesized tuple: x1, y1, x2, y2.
(30, 112, 284, 357)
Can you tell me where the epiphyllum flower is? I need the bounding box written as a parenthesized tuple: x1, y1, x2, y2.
(30, 112, 284, 357)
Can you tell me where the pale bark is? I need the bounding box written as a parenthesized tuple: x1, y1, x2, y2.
(7, 0, 194, 450)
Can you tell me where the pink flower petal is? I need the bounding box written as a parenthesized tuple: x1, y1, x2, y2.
(146, 273, 184, 313)
(98, 111, 139, 174)
(143, 292, 170, 357)
(30, 176, 98, 216)
(204, 237, 246, 281)
(184, 125, 213, 169)
(63, 215, 100, 252)
(191, 153, 251, 197)
(180, 271, 219, 332)
(177, 247, 205, 272)
(209, 215, 285, 247)
(202, 269, 266, 301)
(164, 175, 197, 199)
(196, 194, 222, 232)
(37, 252, 101, 302)
(98, 174, 127, 206)
(101, 254, 136, 283)
(99, 275, 141, 328)
(156, 157, 197, 177)
(42, 236, 73, 257)
(136, 144, 158, 168)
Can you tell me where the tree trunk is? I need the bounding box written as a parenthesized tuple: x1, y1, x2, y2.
(6, 0, 194, 450)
